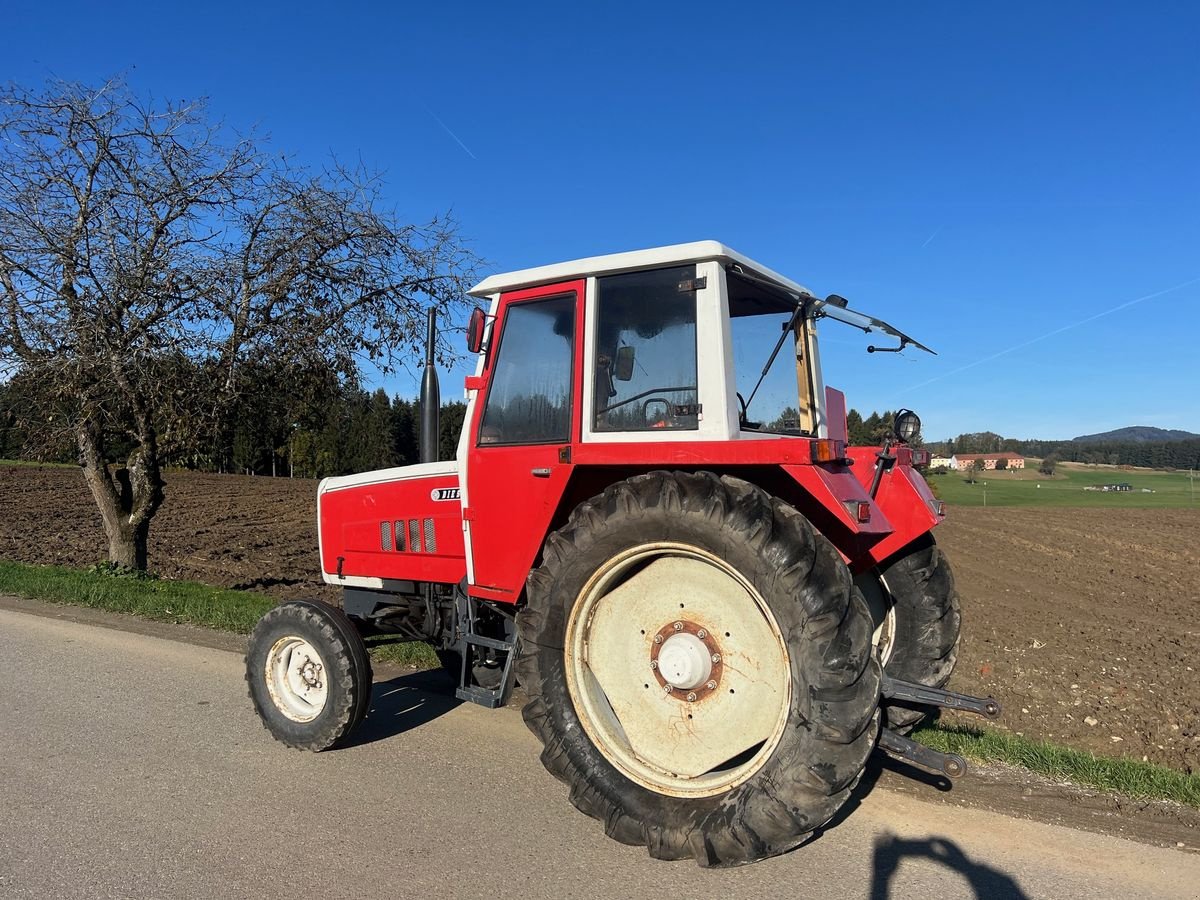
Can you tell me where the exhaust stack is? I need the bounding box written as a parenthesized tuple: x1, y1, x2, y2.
(420, 308, 440, 464)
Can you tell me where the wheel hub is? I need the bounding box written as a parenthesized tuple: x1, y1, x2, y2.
(297, 656, 323, 689)
(265, 636, 330, 723)
(650, 620, 722, 698)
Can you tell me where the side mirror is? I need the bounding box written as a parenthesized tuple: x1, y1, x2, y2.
(466, 307, 486, 354)
(614, 345, 636, 382)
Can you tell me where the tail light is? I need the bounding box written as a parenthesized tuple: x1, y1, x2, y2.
(844, 500, 872, 523)
(911, 449, 931, 466)
(810, 439, 846, 464)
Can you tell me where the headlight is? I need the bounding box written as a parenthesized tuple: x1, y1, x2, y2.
(894, 409, 921, 443)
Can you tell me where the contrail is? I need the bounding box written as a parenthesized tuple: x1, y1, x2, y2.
(423, 105, 477, 160)
(920, 225, 943, 249)
(897, 275, 1200, 395)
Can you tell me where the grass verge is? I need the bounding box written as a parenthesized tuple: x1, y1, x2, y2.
(913, 722, 1200, 808)
(0, 560, 438, 667)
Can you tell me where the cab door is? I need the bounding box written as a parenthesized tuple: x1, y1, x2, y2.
(463, 280, 583, 601)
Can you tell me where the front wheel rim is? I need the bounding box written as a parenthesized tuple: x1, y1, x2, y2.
(564, 543, 792, 798)
(265, 636, 329, 722)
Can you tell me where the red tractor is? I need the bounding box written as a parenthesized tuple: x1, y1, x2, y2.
(246, 241, 999, 867)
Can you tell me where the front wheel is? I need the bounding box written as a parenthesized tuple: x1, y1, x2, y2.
(246, 600, 373, 750)
(517, 472, 880, 868)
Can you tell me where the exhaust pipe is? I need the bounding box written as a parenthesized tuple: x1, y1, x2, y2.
(420, 308, 440, 464)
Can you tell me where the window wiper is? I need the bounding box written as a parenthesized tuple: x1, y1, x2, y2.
(743, 298, 810, 414)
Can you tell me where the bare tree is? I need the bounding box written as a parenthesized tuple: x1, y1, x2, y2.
(1, 79, 476, 570)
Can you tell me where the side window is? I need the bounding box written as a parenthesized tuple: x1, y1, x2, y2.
(594, 266, 699, 432)
(479, 294, 575, 445)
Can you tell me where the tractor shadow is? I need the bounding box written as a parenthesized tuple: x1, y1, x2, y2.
(342, 668, 462, 747)
(806, 754, 1029, 898)
(867, 833, 1030, 899)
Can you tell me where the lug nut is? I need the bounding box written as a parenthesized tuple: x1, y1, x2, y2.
(697, 629, 707, 639)
(653, 634, 664, 644)
(663, 685, 673, 694)
(649, 660, 658, 670)
(686, 692, 697, 702)
(711, 653, 721, 663)
(673, 621, 684, 632)
(706, 680, 717, 690)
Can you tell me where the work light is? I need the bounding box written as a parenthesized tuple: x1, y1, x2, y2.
(894, 409, 921, 443)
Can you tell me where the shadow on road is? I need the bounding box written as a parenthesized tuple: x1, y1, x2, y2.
(869, 834, 1030, 899)
(343, 669, 462, 747)
(816, 751, 953, 839)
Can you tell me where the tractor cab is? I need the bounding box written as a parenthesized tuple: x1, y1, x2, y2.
(464, 240, 929, 448)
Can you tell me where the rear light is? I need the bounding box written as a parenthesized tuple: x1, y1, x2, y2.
(810, 438, 846, 464)
(852, 501, 871, 522)
(911, 449, 931, 466)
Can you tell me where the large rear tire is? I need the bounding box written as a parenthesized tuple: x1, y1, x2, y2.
(517, 472, 880, 868)
(246, 600, 373, 750)
(858, 534, 961, 732)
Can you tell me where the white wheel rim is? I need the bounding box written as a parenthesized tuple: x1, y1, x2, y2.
(856, 573, 897, 668)
(564, 543, 792, 798)
(265, 636, 329, 722)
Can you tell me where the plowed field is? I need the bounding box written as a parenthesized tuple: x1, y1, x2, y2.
(2, 464, 1197, 772)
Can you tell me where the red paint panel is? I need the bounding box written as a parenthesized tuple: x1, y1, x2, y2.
(572, 438, 828, 467)
(464, 280, 585, 599)
(849, 453, 940, 566)
(782, 464, 893, 535)
(319, 473, 467, 585)
(825, 386, 848, 444)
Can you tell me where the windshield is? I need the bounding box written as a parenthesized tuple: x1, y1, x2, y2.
(727, 267, 933, 433)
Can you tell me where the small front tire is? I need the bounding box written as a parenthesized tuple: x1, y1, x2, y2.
(246, 600, 373, 751)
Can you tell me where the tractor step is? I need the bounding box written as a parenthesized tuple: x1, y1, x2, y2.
(878, 727, 968, 778)
(454, 592, 518, 709)
(881, 675, 1002, 720)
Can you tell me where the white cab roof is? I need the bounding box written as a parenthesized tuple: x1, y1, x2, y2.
(469, 240, 813, 298)
(469, 240, 934, 353)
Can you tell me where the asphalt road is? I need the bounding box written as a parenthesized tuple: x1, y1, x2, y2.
(1, 607, 1196, 900)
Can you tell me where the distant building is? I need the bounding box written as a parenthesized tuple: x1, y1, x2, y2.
(930, 456, 954, 469)
(950, 452, 1026, 470)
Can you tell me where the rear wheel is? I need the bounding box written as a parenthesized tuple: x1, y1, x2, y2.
(857, 534, 961, 731)
(246, 600, 373, 750)
(517, 472, 880, 868)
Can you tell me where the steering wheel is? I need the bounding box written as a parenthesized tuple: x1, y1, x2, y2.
(597, 385, 698, 415)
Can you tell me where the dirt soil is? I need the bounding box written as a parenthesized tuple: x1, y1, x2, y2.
(2, 465, 1198, 773)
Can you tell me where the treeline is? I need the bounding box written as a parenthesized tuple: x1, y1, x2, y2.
(0, 364, 466, 479)
(931, 431, 1200, 470)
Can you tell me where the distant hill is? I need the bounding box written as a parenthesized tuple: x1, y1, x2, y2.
(1073, 426, 1200, 443)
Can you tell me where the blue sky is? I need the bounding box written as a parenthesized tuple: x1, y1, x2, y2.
(7, 2, 1198, 440)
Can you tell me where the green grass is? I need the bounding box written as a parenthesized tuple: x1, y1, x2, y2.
(0, 560, 439, 667)
(913, 722, 1200, 807)
(363, 635, 439, 667)
(929, 463, 1200, 508)
(0, 560, 276, 632)
(0, 457, 77, 469)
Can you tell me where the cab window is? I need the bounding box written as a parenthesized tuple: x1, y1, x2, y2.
(593, 266, 699, 432)
(478, 294, 575, 445)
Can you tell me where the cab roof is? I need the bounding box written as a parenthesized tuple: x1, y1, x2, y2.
(469, 240, 935, 354)
(468, 240, 813, 299)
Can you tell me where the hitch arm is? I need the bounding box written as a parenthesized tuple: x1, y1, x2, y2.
(878, 728, 967, 779)
(881, 675, 1002, 720)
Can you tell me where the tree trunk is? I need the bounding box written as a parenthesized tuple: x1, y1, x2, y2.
(76, 419, 164, 572)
